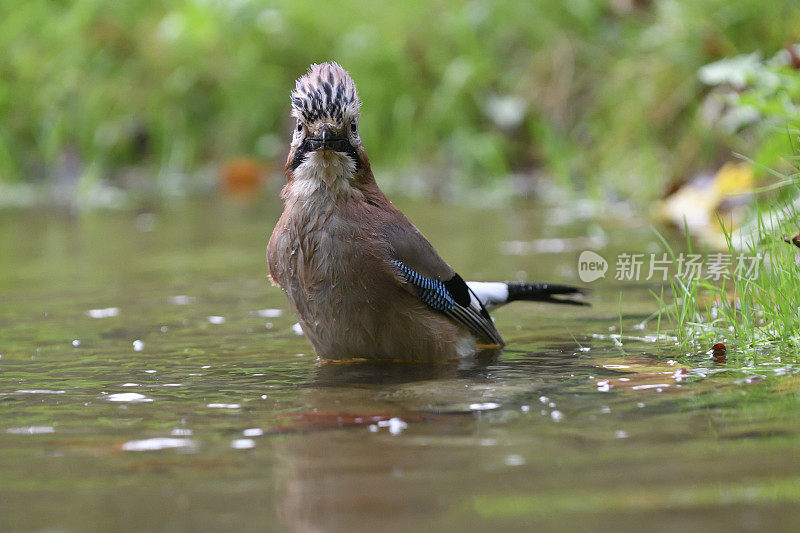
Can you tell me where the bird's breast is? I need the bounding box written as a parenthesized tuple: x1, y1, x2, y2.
(275, 199, 383, 309)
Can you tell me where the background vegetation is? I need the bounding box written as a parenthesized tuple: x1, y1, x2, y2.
(654, 49, 800, 355)
(2, 0, 800, 204)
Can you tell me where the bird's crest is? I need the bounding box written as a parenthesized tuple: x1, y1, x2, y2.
(290, 62, 361, 124)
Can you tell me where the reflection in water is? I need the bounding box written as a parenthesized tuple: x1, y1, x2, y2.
(272, 347, 607, 531)
(308, 350, 501, 389)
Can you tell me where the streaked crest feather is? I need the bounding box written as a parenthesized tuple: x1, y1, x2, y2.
(290, 62, 361, 124)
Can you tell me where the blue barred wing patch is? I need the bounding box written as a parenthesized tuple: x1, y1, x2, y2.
(390, 260, 455, 312)
(390, 259, 505, 346)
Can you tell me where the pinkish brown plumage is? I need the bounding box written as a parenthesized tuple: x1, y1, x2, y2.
(268, 62, 585, 362)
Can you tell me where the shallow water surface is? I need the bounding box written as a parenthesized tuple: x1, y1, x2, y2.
(1, 196, 799, 532)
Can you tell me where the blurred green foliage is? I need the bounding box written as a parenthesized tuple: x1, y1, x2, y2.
(699, 47, 800, 184)
(1, 0, 799, 202)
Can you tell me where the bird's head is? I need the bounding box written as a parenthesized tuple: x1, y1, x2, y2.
(286, 62, 369, 190)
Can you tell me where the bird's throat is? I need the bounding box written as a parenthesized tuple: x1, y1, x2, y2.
(290, 151, 357, 200)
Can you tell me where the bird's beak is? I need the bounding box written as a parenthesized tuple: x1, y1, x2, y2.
(306, 123, 351, 152)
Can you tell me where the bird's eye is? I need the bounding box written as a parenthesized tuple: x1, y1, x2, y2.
(296, 121, 303, 132)
(350, 121, 357, 133)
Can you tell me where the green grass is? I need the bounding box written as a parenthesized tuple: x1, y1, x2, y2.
(654, 193, 800, 357)
(1, 0, 799, 202)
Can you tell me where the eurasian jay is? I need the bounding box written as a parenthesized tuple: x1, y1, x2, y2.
(268, 62, 584, 363)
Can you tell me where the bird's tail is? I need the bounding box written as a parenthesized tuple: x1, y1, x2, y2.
(467, 281, 587, 311)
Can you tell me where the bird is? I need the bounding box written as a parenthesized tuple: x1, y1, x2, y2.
(267, 62, 585, 363)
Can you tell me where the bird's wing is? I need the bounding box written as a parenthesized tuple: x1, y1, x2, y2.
(390, 260, 504, 346)
(376, 207, 503, 346)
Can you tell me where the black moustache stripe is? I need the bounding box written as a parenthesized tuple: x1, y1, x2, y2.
(291, 138, 362, 171)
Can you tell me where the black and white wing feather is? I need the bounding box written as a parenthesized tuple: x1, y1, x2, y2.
(391, 260, 504, 346)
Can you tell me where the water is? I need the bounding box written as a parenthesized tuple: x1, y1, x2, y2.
(1, 196, 799, 532)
